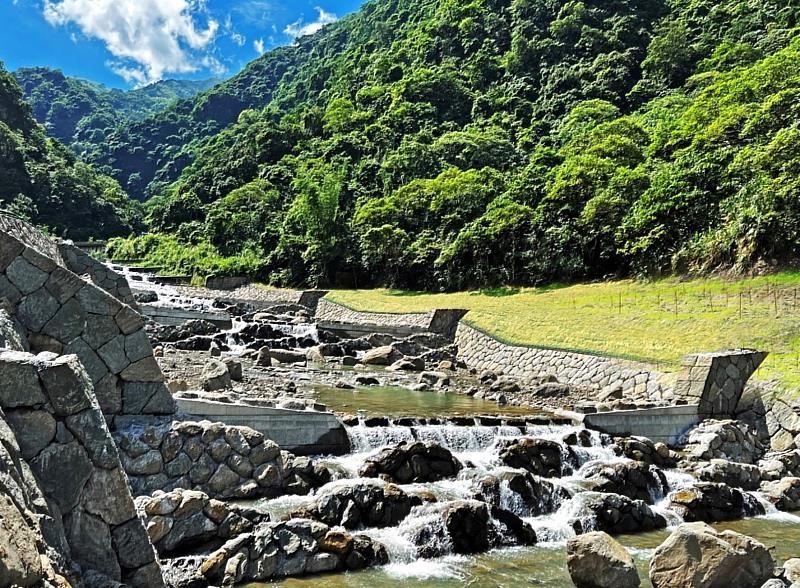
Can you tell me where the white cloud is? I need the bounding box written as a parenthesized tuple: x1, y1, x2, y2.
(253, 38, 265, 54)
(43, 0, 219, 85)
(224, 14, 246, 47)
(284, 7, 337, 39)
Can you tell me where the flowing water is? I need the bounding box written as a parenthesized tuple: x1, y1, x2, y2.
(118, 263, 800, 584)
(242, 422, 800, 587)
(314, 384, 546, 418)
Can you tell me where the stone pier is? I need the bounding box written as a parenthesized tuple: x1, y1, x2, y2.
(673, 350, 767, 418)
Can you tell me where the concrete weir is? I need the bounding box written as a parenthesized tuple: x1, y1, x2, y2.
(176, 397, 350, 455)
(140, 303, 233, 329)
(581, 404, 700, 445)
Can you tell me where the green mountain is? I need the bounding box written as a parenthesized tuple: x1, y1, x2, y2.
(0, 63, 142, 239)
(13, 67, 218, 158)
(82, 0, 800, 287)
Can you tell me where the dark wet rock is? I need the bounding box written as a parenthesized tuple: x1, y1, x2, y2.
(354, 376, 379, 386)
(196, 520, 388, 585)
(583, 461, 668, 504)
(563, 429, 593, 447)
(359, 441, 462, 484)
(649, 523, 775, 588)
(614, 436, 676, 468)
(497, 437, 571, 478)
(668, 483, 765, 522)
(570, 492, 666, 535)
(445, 500, 491, 553)
(418, 371, 450, 387)
(304, 480, 421, 529)
(407, 500, 534, 559)
(472, 470, 569, 516)
(134, 290, 158, 304)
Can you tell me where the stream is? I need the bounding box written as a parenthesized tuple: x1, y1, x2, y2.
(243, 422, 800, 587)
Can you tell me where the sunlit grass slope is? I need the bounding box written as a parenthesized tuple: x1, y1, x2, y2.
(326, 274, 800, 396)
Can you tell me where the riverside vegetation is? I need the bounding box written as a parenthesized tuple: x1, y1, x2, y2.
(327, 272, 800, 396)
(4, 0, 800, 292)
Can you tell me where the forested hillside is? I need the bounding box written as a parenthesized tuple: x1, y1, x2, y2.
(14, 67, 217, 158)
(75, 0, 800, 287)
(0, 63, 141, 239)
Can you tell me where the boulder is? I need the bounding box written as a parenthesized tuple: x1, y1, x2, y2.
(443, 500, 491, 554)
(222, 357, 243, 381)
(419, 370, 450, 387)
(759, 477, 800, 511)
(614, 436, 676, 468)
(361, 346, 396, 366)
(570, 492, 666, 535)
(497, 437, 570, 477)
(583, 461, 668, 503)
(691, 459, 762, 491)
(387, 357, 425, 372)
(270, 349, 307, 365)
(683, 420, 764, 464)
(784, 558, 800, 584)
(359, 441, 461, 484)
(668, 483, 765, 522)
(649, 523, 775, 588)
(567, 531, 640, 588)
(405, 500, 534, 559)
(201, 360, 231, 392)
(306, 480, 421, 529)
(472, 470, 569, 516)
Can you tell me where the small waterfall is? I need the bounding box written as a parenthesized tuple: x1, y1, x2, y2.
(345, 425, 416, 453)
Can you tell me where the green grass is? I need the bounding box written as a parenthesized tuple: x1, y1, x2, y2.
(326, 273, 800, 397)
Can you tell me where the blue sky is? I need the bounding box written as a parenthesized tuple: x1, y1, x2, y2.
(1, 0, 366, 88)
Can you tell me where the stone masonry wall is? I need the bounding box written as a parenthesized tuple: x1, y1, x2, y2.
(455, 322, 668, 398)
(115, 418, 331, 501)
(0, 212, 64, 266)
(0, 228, 175, 418)
(0, 349, 164, 587)
(316, 298, 432, 329)
(58, 241, 139, 310)
(673, 350, 767, 419)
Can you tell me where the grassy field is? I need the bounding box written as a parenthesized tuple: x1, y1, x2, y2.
(325, 273, 800, 396)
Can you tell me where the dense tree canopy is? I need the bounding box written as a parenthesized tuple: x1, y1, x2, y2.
(0, 63, 142, 239)
(14, 0, 800, 288)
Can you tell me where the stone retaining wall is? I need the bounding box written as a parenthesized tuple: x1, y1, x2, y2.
(455, 322, 668, 398)
(0, 212, 64, 266)
(205, 275, 250, 290)
(114, 417, 332, 500)
(58, 241, 139, 310)
(316, 298, 432, 329)
(0, 349, 164, 587)
(0, 227, 175, 418)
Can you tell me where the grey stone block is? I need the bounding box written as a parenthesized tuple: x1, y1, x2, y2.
(6, 256, 49, 295)
(17, 287, 60, 332)
(42, 298, 87, 341)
